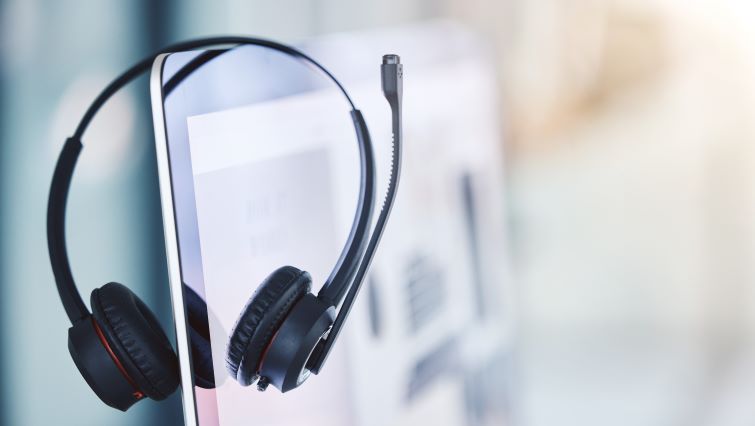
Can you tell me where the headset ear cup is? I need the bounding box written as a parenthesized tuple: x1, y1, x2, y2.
(226, 266, 312, 386)
(67, 315, 142, 411)
(91, 283, 179, 400)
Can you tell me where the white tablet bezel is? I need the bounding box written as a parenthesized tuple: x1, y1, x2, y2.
(150, 52, 199, 426)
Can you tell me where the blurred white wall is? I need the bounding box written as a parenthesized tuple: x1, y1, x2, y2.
(445, 0, 755, 425)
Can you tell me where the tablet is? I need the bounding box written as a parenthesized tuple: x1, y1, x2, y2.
(152, 24, 512, 426)
(151, 44, 365, 425)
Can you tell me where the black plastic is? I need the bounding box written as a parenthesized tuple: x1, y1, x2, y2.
(90, 283, 179, 399)
(258, 294, 334, 392)
(309, 55, 403, 374)
(68, 318, 141, 411)
(227, 266, 311, 386)
(317, 110, 376, 305)
(48, 137, 88, 323)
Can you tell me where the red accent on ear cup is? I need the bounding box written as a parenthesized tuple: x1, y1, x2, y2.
(91, 283, 179, 400)
(92, 318, 144, 400)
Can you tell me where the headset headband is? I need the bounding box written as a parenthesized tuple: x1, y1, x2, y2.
(47, 36, 377, 325)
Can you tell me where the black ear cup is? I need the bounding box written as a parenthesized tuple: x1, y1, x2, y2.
(226, 266, 312, 386)
(90, 283, 179, 401)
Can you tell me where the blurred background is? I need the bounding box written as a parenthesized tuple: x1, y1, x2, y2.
(3, 0, 755, 425)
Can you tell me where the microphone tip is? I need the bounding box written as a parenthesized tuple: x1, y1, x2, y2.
(382, 54, 400, 65)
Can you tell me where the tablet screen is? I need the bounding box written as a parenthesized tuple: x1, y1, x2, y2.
(158, 45, 360, 425)
(156, 25, 512, 426)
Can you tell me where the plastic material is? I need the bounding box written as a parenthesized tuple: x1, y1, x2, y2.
(258, 294, 335, 392)
(226, 266, 311, 386)
(68, 318, 142, 411)
(309, 55, 403, 374)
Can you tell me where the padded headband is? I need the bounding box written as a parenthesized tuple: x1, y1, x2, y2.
(48, 36, 376, 324)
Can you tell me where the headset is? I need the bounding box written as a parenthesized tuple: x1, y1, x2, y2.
(47, 36, 402, 412)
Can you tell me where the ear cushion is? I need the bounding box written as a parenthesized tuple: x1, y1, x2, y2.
(91, 283, 179, 400)
(226, 266, 311, 386)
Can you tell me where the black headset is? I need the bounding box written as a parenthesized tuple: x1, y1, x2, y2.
(47, 36, 402, 412)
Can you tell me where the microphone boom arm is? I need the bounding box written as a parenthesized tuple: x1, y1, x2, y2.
(309, 55, 403, 374)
